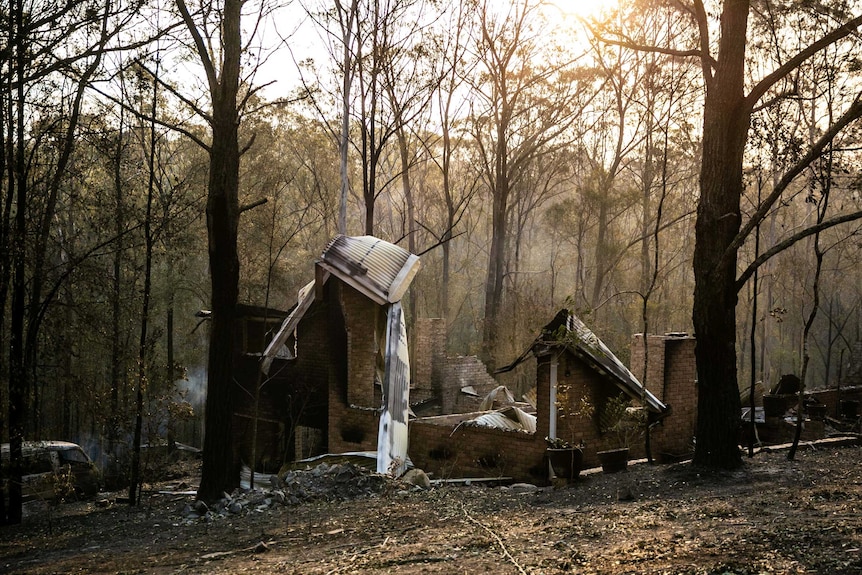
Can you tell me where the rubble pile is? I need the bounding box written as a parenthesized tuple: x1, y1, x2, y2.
(181, 462, 401, 523)
(282, 462, 392, 503)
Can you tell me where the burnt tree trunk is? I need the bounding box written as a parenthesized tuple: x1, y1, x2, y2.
(8, 0, 28, 523)
(128, 66, 159, 506)
(692, 1, 749, 469)
(198, 117, 241, 500)
(198, 75, 241, 502)
(0, 32, 8, 525)
(177, 0, 243, 501)
(481, 108, 509, 368)
(482, 169, 507, 368)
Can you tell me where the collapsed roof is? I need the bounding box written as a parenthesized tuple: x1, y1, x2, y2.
(261, 235, 421, 374)
(317, 234, 420, 305)
(499, 309, 668, 414)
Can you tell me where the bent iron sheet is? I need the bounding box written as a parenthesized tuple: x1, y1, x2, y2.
(377, 302, 410, 476)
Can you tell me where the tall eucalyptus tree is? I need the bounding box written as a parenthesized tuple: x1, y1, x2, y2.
(174, 0, 247, 502)
(597, 0, 862, 468)
(691, 1, 862, 469)
(470, 0, 587, 365)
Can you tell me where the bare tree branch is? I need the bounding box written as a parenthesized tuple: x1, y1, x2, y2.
(588, 26, 715, 69)
(175, 0, 219, 95)
(735, 210, 862, 292)
(87, 83, 211, 151)
(691, 0, 714, 84)
(135, 59, 213, 123)
(722, 94, 862, 269)
(745, 14, 862, 110)
(240, 197, 268, 213)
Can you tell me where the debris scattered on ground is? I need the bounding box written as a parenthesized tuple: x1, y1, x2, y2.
(182, 462, 406, 523)
(401, 468, 431, 489)
(7, 446, 862, 575)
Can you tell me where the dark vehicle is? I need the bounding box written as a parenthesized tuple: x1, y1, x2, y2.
(1, 441, 101, 502)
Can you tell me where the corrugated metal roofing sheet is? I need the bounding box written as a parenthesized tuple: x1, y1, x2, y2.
(561, 313, 666, 413)
(260, 235, 421, 373)
(318, 235, 420, 305)
(465, 406, 537, 433)
(497, 309, 668, 414)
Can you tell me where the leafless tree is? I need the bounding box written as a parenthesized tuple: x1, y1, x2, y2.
(470, 0, 588, 366)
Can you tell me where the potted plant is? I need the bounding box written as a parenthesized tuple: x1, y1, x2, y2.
(596, 393, 644, 473)
(545, 437, 584, 480)
(546, 382, 593, 480)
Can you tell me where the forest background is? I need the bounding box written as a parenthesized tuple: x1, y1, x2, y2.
(2, 0, 862, 521)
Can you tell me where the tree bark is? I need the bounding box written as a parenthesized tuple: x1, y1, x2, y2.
(337, 0, 358, 235)
(176, 0, 243, 501)
(8, 0, 28, 523)
(109, 98, 125, 462)
(691, 0, 750, 469)
(0, 26, 8, 525)
(129, 64, 159, 506)
(482, 150, 508, 367)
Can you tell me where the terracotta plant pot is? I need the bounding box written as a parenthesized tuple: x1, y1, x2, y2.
(597, 447, 629, 474)
(547, 447, 584, 480)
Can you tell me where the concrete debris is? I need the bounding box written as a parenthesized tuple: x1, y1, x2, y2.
(181, 462, 408, 524)
(174, 461, 558, 526)
(401, 468, 431, 489)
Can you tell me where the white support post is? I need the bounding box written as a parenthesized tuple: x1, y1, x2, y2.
(549, 356, 558, 440)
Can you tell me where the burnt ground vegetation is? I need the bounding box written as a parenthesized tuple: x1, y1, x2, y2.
(2, 443, 862, 574)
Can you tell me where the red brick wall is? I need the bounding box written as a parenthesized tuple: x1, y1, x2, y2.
(630, 335, 666, 397)
(292, 288, 343, 458)
(412, 318, 446, 404)
(294, 302, 335, 399)
(308, 292, 705, 479)
(631, 334, 698, 458)
(657, 338, 698, 455)
(324, 282, 385, 455)
(544, 353, 647, 467)
(339, 285, 381, 409)
(536, 355, 551, 440)
(403, 344, 555, 483)
(327, 402, 378, 454)
(441, 356, 502, 414)
(405, 342, 699, 483)
(408, 418, 548, 483)
(322, 296, 705, 481)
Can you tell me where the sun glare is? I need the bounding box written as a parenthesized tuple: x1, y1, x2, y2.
(545, 0, 618, 19)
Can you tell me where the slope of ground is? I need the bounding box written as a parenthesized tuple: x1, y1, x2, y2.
(2, 443, 862, 574)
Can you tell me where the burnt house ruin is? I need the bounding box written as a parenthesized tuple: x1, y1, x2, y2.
(233, 235, 701, 483)
(405, 312, 698, 481)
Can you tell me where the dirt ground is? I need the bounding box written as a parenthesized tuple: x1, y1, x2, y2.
(3, 441, 862, 575)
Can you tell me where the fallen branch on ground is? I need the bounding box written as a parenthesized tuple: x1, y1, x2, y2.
(461, 503, 528, 575)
